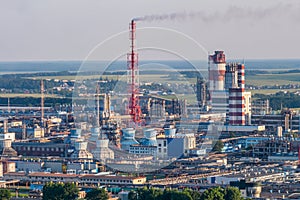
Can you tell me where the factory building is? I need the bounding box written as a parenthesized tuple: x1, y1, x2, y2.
(208, 51, 251, 125)
(251, 99, 271, 115)
(157, 131, 196, 159)
(3, 172, 146, 186)
(252, 138, 292, 159)
(196, 77, 208, 108)
(12, 142, 67, 157)
(251, 110, 300, 132)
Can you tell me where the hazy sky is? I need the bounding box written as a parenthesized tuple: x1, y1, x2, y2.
(0, 0, 300, 61)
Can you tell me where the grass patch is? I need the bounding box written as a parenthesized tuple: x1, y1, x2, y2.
(247, 73, 300, 86)
(250, 89, 299, 95)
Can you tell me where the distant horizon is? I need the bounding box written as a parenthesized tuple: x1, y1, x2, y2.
(1, 58, 300, 62)
(0, 59, 299, 74)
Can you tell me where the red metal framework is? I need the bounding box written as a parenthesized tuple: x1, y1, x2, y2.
(127, 20, 142, 123)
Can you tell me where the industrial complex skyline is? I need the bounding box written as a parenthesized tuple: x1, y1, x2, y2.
(0, 0, 300, 61)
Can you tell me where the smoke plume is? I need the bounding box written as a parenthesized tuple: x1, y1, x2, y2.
(133, 4, 297, 23)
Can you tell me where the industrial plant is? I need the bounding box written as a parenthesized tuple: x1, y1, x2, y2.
(0, 18, 300, 200)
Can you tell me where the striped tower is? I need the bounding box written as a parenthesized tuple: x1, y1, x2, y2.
(209, 51, 228, 115)
(229, 64, 245, 125)
(208, 51, 226, 92)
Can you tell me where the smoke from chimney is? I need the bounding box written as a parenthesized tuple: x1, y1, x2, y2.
(133, 3, 296, 23)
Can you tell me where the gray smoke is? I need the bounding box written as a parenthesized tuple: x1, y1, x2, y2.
(133, 3, 297, 22)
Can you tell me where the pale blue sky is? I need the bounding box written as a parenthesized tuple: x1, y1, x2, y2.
(0, 0, 299, 61)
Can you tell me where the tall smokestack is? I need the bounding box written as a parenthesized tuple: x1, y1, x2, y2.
(208, 51, 226, 93)
(127, 20, 142, 124)
(228, 63, 246, 125)
(237, 64, 245, 90)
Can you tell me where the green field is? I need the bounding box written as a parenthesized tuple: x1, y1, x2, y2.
(249, 88, 299, 95)
(246, 73, 300, 86)
(19, 71, 300, 97)
(31, 74, 196, 85)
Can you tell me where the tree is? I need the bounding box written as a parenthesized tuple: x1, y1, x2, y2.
(128, 191, 138, 200)
(161, 189, 192, 200)
(0, 189, 11, 200)
(200, 187, 224, 200)
(128, 188, 200, 200)
(213, 140, 224, 152)
(86, 188, 109, 200)
(185, 189, 201, 200)
(43, 182, 79, 200)
(136, 187, 162, 200)
(63, 183, 79, 200)
(43, 182, 65, 200)
(224, 187, 243, 200)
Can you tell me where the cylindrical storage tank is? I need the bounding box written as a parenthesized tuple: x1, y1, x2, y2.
(121, 128, 139, 151)
(144, 128, 157, 139)
(122, 128, 136, 139)
(141, 128, 157, 146)
(164, 128, 176, 137)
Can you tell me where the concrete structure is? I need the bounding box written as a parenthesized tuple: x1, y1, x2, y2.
(0, 139, 17, 157)
(128, 129, 158, 156)
(211, 91, 229, 114)
(26, 126, 45, 138)
(253, 139, 291, 159)
(228, 63, 248, 125)
(196, 77, 207, 107)
(1, 160, 16, 174)
(251, 99, 271, 115)
(164, 128, 176, 137)
(12, 142, 67, 157)
(268, 153, 299, 162)
(140, 129, 158, 146)
(71, 141, 93, 160)
(208, 51, 226, 92)
(129, 145, 157, 156)
(120, 128, 139, 151)
(251, 111, 300, 132)
(92, 138, 114, 162)
(209, 51, 228, 118)
(237, 137, 269, 149)
(0, 132, 15, 142)
(3, 172, 146, 186)
(157, 133, 196, 159)
(15, 160, 43, 172)
(244, 91, 252, 125)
